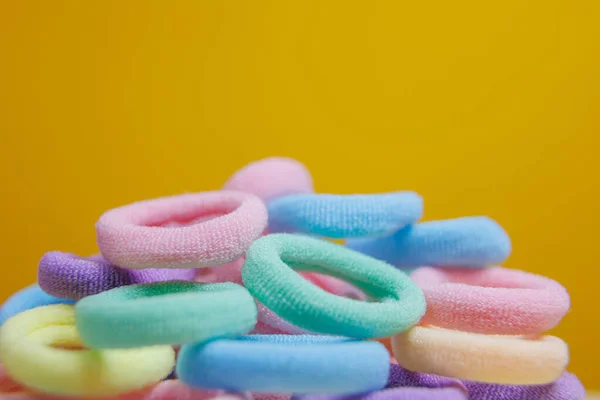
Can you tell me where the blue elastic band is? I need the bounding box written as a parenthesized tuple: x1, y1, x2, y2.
(177, 335, 390, 394)
(346, 216, 511, 268)
(0, 284, 74, 326)
(267, 192, 423, 238)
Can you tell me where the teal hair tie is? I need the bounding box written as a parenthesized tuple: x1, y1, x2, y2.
(242, 234, 425, 338)
(75, 281, 257, 348)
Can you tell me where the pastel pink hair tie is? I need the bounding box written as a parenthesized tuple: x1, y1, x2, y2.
(223, 157, 314, 202)
(411, 266, 570, 335)
(96, 191, 268, 269)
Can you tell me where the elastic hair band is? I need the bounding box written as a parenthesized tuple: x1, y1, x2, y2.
(177, 335, 390, 394)
(391, 326, 569, 385)
(291, 362, 468, 400)
(463, 371, 585, 400)
(38, 252, 196, 301)
(96, 191, 267, 269)
(0, 304, 174, 397)
(267, 192, 423, 238)
(411, 266, 570, 335)
(346, 216, 511, 268)
(202, 257, 365, 335)
(242, 234, 425, 338)
(223, 157, 314, 202)
(0, 285, 73, 327)
(291, 388, 466, 400)
(76, 281, 257, 348)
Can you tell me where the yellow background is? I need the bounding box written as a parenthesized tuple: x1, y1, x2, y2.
(1, 0, 599, 388)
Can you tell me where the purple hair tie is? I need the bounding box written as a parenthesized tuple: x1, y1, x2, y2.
(291, 365, 585, 400)
(290, 388, 465, 400)
(464, 371, 585, 400)
(291, 364, 468, 400)
(37, 251, 196, 300)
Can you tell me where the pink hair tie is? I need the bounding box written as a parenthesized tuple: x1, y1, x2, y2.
(223, 157, 314, 201)
(96, 191, 268, 269)
(411, 266, 570, 335)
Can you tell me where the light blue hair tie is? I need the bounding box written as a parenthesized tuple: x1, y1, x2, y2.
(177, 335, 390, 394)
(242, 234, 425, 338)
(267, 192, 423, 238)
(346, 216, 511, 268)
(75, 281, 257, 348)
(0, 284, 74, 326)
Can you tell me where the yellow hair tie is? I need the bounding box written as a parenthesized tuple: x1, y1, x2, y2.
(391, 326, 568, 385)
(0, 304, 175, 397)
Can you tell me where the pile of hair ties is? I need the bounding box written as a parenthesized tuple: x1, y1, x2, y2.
(0, 157, 585, 400)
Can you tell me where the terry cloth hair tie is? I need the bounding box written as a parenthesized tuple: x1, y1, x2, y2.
(290, 388, 466, 400)
(204, 256, 365, 335)
(0, 304, 174, 397)
(463, 371, 586, 400)
(76, 281, 257, 348)
(223, 157, 314, 202)
(266, 192, 423, 238)
(0, 285, 74, 327)
(242, 234, 425, 338)
(411, 266, 570, 335)
(95, 191, 268, 269)
(391, 326, 569, 385)
(290, 362, 468, 400)
(177, 335, 390, 394)
(254, 274, 365, 335)
(346, 216, 511, 268)
(37, 252, 196, 301)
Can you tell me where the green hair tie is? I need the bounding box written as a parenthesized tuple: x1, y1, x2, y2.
(76, 281, 257, 348)
(242, 234, 425, 338)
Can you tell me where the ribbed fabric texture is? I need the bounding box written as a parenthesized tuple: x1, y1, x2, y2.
(346, 217, 511, 268)
(267, 192, 423, 238)
(411, 266, 570, 335)
(0, 304, 175, 398)
(290, 362, 468, 400)
(0, 284, 74, 326)
(464, 371, 585, 400)
(96, 191, 267, 269)
(242, 234, 425, 338)
(177, 335, 389, 394)
(76, 281, 258, 348)
(204, 256, 364, 334)
(38, 252, 196, 301)
(290, 388, 466, 400)
(291, 365, 585, 400)
(223, 157, 314, 202)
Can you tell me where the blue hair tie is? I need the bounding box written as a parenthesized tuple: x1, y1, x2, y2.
(267, 192, 423, 238)
(346, 217, 511, 268)
(177, 335, 390, 394)
(0, 284, 74, 326)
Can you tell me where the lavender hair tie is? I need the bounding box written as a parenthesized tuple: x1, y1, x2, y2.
(290, 388, 466, 400)
(292, 365, 585, 400)
(37, 251, 196, 300)
(463, 371, 586, 400)
(291, 363, 467, 400)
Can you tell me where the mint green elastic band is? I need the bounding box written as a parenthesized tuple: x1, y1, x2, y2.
(242, 234, 426, 338)
(75, 281, 257, 349)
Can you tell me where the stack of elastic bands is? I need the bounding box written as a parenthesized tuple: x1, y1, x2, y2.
(0, 157, 585, 400)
